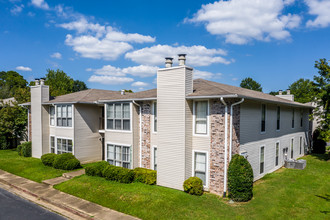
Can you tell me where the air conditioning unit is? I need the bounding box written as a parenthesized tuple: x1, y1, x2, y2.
(239, 151, 248, 159)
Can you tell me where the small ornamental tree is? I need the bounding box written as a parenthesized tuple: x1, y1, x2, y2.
(228, 154, 254, 202)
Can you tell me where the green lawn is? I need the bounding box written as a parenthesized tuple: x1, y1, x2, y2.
(0, 149, 93, 182)
(55, 154, 330, 220)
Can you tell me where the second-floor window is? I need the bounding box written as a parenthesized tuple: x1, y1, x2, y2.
(276, 106, 280, 130)
(107, 103, 130, 131)
(50, 106, 55, 126)
(56, 105, 72, 127)
(261, 104, 266, 132)
(195, 101, 208, 134)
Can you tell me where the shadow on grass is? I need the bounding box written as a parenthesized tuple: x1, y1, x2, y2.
(320, 211, 329, 214)
(309, 153, 330, 161)
(316, 194, 330, 202)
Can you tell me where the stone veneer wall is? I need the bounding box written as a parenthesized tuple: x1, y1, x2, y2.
(141, 102, 151, 168)
(209, 99, 240, 195)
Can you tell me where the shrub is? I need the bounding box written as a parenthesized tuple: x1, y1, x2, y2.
(312, 129, 326, 154)
(53, 153, 76, 170)
(21, 142, 31, 157)
(86, 161, 109, 177)
(0, 136, 9, 150)
(183, 177, 203, 196)
(228, 154, 254, 202)
(134, 167, 157, 185)
(64, 158, 81, 170)
(17, 144, 23, 156)
(41, 153, 57, 166)
(103, 165, 134, 183)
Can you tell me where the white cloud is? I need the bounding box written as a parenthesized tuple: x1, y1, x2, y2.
(125, 44, 229, 67)
(31, 0, 49, 10)
(193, 70, 222, 79)
(87, 64, 158, 78)
(131, 81, 149, 87)
(86, 65, 126, 77)
(16, 66, 32, 71)
(232, 77, 239, 81)
(88, 75, 133, 85)
(306, 0, 330, 28)
(10, 4, 24, 15)
(59, 18, 155, 60)
(188, 0, 301, 44)
(50, 52, 62, 59)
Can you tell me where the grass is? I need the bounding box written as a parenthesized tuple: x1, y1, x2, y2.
(0, 149, 94, 183)
(54, 154, 330, 220)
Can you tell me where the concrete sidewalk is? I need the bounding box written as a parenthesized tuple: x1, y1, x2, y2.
(0, 170, 138, 220)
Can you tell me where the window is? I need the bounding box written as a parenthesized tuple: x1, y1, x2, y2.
(291, 138, 294, 159)
(276, 106, 280, 130)
(153, 147, 157, 171)
(300, 136, 303, 155)
(107, 103, 130, 131)
(260, 146, 265, 174)
(50, 136, 55, 153)
(275, 142, 279, 166)
(153, 102, 157, 132)
(56, 105, 72, 127)
(195, 101, 208, 134)
(261, 104, 266, 132)
(300, 110, 303, 127)
(50, 106, 55, 126)
(292, 109, 295, 128)
(107, 144, 131, 168)
(56, 138, 73, 154)
(194, 152, 207, 185)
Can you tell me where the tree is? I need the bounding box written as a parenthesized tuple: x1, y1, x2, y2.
(0, 71, 28, 99)
(313, 59, 330, 141)
(240, 77, 262, 92)
(289, 78, 315, 103)
(73, 80, 88, 93)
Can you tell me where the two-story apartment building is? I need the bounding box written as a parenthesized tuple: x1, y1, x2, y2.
(24, 55, 313, 196)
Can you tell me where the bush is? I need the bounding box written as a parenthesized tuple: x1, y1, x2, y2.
(86, 161, 109, 177)
(21, 142, 31, 157)
(53, 153, 76, 170)
(134, 167, 157, 185)
(103, 165, 134, 183)
(228, 154, 254, 202)
(41, 153, 57, 166)
(183, 177, 203, 196)
(0, 136, 9, 150)
(17, 144, 23, 156)
(64, 158, 81, 170)
(312, 129, 327, 154)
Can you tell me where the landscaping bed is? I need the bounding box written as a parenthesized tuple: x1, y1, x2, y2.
(55, 154, 330, 220)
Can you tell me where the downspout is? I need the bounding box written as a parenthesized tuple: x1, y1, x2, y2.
(132, 101, 142, 167)
(229, 98, 244, 161)
(220, 97, 228, 197)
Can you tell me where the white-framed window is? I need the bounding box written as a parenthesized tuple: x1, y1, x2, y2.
(276, 106, 280, 130)
(261, 104, 266, 132)
(153, 102, 157, 133)
(56, 105, 72, 127)
(275, 142, 279, 166)
(299, 136, 303, 155)
(106, 103, 131, 131)
(106, 144, 131, 169)
(152, 146, 157, 171)
(193, 151, 208, 186)
(300, 110, 303, 127)
(292, 109, 295, 129)
(260, 146, 265, 174)
(194, 101, 208, 135)
(291, 138, 294, 158)
(50, 136, 55, 153)
(50, 106, 55, 126)
(56, 138, 73, 154)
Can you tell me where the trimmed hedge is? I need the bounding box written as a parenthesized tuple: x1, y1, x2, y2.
(228, 154, 254, 202)
(52, 153, 81, 170)
(85, 161, 109, 177)
(183, 177, 203, 196)
(134, 167, 157, 185)
(18, 142, 31, 157)
(64, 158, 81, 170)
(103, 165, 135, 183)
(41, 153, 57, 166)
(17, 144, 23, 156)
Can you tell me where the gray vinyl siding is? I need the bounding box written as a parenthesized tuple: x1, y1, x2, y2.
(185, 100, 193, 180)
(41, 106, 50, 154)
(157, 66, 192, 190)
(74, 104, 102, 163)
(49, 127, 74, 139)
(240, 100, 310, 180)
(104, 131, 133, 146)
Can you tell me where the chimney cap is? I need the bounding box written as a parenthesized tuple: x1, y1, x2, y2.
(165, 57, 173, 60)
(165, 57, 173, 68)
(35, 78, 40, 80)
(40, 77, 46, 80)
(178, 54, 186, 57)
(178, 54, 186, 66)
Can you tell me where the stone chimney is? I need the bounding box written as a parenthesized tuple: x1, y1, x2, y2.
(165, 57, 173, 68)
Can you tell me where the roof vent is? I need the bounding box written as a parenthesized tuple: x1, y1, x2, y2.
(121, 89, 125, 95)
(35, 78, 40, 86)
(279, 90, 283, 95)
(286, 89, 290, 95)
(165, 57, 173, 68)
(178, 54, 186, 66)
(40, 78, 45, 86)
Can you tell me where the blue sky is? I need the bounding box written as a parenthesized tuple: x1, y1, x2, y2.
(1, 0, 330, 93)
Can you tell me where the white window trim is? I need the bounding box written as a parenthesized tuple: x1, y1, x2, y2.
(49, 135, 55, 153)
(260, 104, 266, 134)
(105, 142, 133, 168)
(192, 100, 210, 137)
(259, 146, 265, 174)
(276, 106, 280, 132)
(55, 104, 74, 129)
(105, 102, 133, 133)
(192, 150, 209, 188)
(275, 141, 280, 167)
(290, 137, 294, 159)
(152, 102, 157, 134)
(55, 136, 74, 155)
(151, 145, 157, 170)
(49, 105, 56, 127)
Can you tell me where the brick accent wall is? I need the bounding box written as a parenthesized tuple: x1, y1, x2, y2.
(141, 102, 151, 168)
(209, 99, 240, 195)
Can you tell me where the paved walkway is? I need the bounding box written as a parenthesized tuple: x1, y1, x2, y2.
(0, 170, 138, 220)
(42, 169, 85, 186)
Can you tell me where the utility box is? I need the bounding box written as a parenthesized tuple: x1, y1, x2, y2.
(285, 159, 306, 170)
